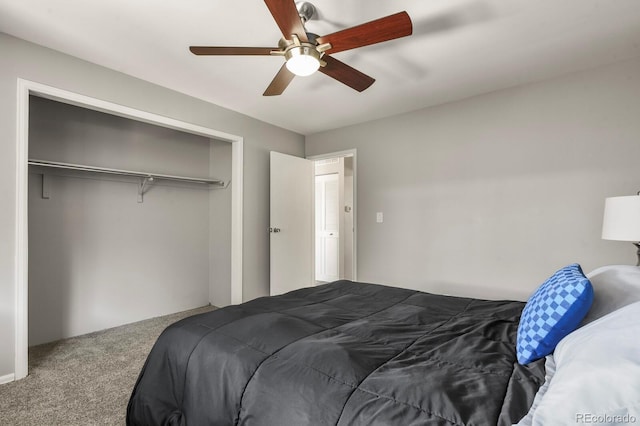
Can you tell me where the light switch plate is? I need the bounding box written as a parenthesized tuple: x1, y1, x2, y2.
(376, 212, 383, 223)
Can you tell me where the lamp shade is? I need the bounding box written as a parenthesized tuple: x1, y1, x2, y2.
(602, 195, 640, 241)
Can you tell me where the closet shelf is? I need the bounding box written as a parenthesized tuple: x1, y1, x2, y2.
(28, 159, 227, 187)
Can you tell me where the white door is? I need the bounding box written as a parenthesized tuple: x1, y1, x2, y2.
(270, 151, 314, 296)
(315, 174, 340, 282)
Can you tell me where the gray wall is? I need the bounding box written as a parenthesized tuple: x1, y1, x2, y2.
(0, 33, 304, 376)
(28, 97, 217, 345)
(306, 56, 640, 302)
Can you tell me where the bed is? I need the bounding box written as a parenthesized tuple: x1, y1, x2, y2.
(127, 266, 640, 426)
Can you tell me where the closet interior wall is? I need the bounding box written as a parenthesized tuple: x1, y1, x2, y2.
(27, 96, 231, 346)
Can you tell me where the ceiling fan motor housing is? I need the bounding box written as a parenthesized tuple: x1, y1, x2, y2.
(296, 2, 316, 23)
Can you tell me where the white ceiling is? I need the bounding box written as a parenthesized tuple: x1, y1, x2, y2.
(1, 0, 640, 135)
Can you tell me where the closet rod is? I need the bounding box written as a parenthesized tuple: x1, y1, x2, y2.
(28, 159, 226, 186)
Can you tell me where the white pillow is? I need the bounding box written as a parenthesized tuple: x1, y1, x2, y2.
(527, 301, 640, 425)
(581, 265, 640, 325)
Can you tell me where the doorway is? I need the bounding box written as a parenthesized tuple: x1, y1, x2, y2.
(268, 149, 356, 296)
(312, 152, 355, 284)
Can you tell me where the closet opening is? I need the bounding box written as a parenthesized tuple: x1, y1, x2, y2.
(27, 95, 231, 350)
(15, 80, 244, 380)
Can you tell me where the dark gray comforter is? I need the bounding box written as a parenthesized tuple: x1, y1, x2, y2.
(127, 280, 545, 425)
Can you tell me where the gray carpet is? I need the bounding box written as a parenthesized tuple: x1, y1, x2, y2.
(0, 305, 216, 425)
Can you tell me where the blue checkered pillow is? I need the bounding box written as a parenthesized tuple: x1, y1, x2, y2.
(517, 263, 593, 364)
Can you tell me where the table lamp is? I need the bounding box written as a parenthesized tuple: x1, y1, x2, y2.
(602, 194, 640, 266)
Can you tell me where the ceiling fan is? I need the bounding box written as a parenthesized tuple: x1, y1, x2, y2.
(189, 0, 413, 96)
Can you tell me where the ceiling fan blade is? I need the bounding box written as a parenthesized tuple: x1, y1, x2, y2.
(263, 0, 309, 42)
(263, 63, 296, 96)
(319, 55, 375, 92)
(190, 46, 277, 56)
(316, 11, 412, 55)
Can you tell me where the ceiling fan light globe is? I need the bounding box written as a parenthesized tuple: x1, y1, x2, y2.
(286, 56, 320, 76)
(284, 45, 320, 76)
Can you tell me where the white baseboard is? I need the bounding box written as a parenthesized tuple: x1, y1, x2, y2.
(0, 373, 15, 385)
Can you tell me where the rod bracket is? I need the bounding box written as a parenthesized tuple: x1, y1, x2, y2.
(138, 176, 154, 203)
(41, 173, 51, 199)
